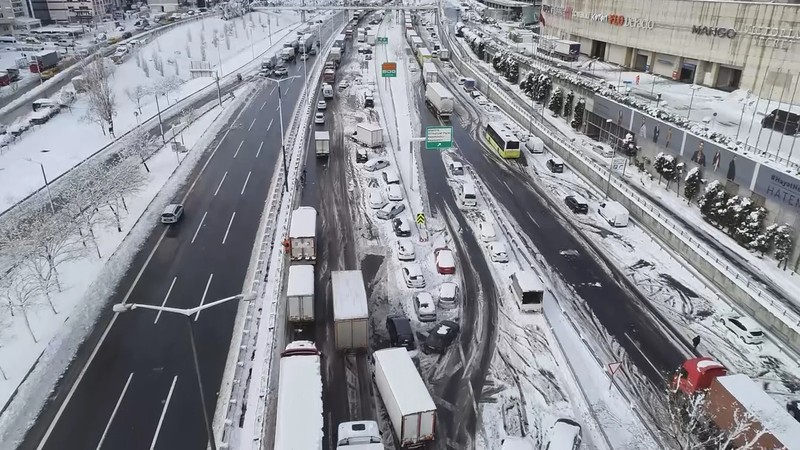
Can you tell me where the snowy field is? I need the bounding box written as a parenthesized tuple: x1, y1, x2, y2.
(0, 10, 302, 214)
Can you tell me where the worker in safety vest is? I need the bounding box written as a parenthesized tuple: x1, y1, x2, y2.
(282, 239, 291, 253)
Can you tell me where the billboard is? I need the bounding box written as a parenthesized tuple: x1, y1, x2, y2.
(632, 111, 684, 153)
(592, 96, 635, 130)
(753, 165, 800, 214)
(682, 134, 757, 189)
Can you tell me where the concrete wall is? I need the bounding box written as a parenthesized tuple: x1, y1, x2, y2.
(448, 41, 800, 356)
(542, 0, 800, 97)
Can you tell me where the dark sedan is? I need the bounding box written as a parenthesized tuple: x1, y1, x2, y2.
(424, 320, 459, 353)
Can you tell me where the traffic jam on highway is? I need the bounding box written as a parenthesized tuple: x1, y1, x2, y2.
(262, 2, 800, 450)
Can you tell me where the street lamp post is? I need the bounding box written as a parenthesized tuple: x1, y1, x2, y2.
(266, 76, 300, 192)
(154, 93, 166, 143)
(603, 119, 614, 199)
(687, 84, 701, 119)
(25, 157, 55, 213)
(112, 292, 255, 450)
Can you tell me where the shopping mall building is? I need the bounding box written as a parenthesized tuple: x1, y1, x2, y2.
(539, 0, 800, 101)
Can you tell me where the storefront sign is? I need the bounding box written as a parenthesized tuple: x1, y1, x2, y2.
(590, 13, 655, 30)
(743, 26, 797, 50)
(691, 25, 737, 39)
(753, 36, 792, 50)
(541, 5, 573, 19)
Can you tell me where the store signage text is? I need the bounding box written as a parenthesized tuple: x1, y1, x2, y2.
(691, 25, 737, 39)
(743, 26, 797, 50)
(590, 14, 655, 30)
(541, 5, 573, 19)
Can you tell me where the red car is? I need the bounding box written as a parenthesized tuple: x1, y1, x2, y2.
(434, 247, 455, 275)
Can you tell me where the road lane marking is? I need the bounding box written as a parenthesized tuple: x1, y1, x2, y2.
(222, 212, 236, 245)
(248, 118, 257, 131)
(233, 140, 244, 158)
(624, 332, 661, 377)
(148, 376, 178, 450)
(267, 118, 273, 131)
(241, 171, 252, 195)
(256, 141, 263, 158)
(154, 277, 178, 324)
(260, 100, 267, 110)
(95, 372, 134, 450)
(270, 86, 276, 95)
(214, 172, 228, 196)
(276, 105, 280, 112)
(526, 211, 540, 228)
(191, 211, 208, 244)
(36, 107, 240, 450)
(195, 273, 214, 321)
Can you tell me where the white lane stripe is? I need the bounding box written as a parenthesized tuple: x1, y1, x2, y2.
(214, 172, 228, 196)
(36, 108, 238, 450)
(241, 171, 252, 195)
(256, 141, 263, 158)
(248, 118, 256, 131)
(222, 212, 236, 245)
(267, 118, 273, 131)
(95, 372, 134, 450)
(154, 277, 178, 324)
(260, 100, 267, 110)
(233, 140, 244, 158)
(148, 376, 178, 450)
(191, 211, 208, 244)
(195, 274, 214, 321)
(270, 86, 276, 95)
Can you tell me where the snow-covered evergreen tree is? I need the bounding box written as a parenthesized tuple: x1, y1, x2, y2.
(571, 99, 585, 130)
(722, 195, 749, 234)
(548, 88, 563, 116)
(661, 155, 677, 182)
(536, 74, 551, 103)
(698, 181, 727, 222)
(735, 206, 767, 247)
(506, 60, 519, 83)
(519, 72, 532, 94)
(773, 225, 794, 268)
(476, 41, 485, 59)
(684, 167, 702, 202)
(492, 53, 503, 72)
(653, 152, 667, 182)
(564, 91, 574, 120)
(620, 132, 638, 157)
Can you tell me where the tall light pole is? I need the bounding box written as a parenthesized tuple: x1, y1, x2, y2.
(112, 292, 255, 450)
(687, 84, 701, 119)
(154, 93, 166, 143)
(266, 76, 299, 192)
(25, 157, 55, 213)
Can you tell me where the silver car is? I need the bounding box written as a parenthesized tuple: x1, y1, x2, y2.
(376, 202, 405, 220)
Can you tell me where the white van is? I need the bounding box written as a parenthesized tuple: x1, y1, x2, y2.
(545, 418, 581, 450)
(509, 271, 544, 312)
(0, 36, 18, 44)
(458, 182, 477, 207)
(525, 136, 544, 154)
(597, 201, 629, 227)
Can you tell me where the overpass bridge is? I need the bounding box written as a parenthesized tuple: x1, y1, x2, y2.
(251, 4, 438, 11)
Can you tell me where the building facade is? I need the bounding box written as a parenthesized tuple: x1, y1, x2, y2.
(540, 0, 800, 101)
(1, 0, 30, 34)
(45, 0, 112, 23)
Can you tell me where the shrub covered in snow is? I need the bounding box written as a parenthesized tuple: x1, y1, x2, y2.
(506, 60, 519, 83)
(571, 98, 585, 130)
(698, 181, 727, 223)
(620, 132, 638, 157)
(536, 74, 551, 103)
(564, 90, 574, 120)
(548, 88, 563, 117)
(773, 225, 794, 267)
(654, 152, 677, 183)
(683, 167, 702, 201)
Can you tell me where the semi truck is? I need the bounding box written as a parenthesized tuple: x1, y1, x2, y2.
(373, 348, 437, 448)
(332, 270, 369, 350)
(422, 62, 438, 84)
(673, 357, 800, 449)
(261, 54, 277, 70)
(300, 33, 315, 54)
(315, 131, 330, 157)
(356, 123, 383, 148)
(366, 30, 377, 45)
(330, 47, 342, 64)
(286, 265, 315, 322)
(336, 421, 383, 449)
(289, 206, 317, 261)
(274, 341, 323, 450)
(323, 68, 336, 84)
(30, 50, 58, 73)
(334, 34, 346, 49)
(281, 46, 295, 62)
(438, 48, 450, 61)
(425, 82, 454, 119)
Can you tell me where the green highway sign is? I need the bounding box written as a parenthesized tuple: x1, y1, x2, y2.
(416, 213, 426, 225)
(377, 36, 388, 44)
(425, 126, 453, 150)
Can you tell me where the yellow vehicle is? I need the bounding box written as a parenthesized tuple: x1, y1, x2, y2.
(40, 68, 58, 80)
(485, 122, 521, 158)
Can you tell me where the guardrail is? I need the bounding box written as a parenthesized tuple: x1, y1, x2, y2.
(443, 23, 800, 356)
(220, 15, 346, 450)
(0, 19, 303, 220)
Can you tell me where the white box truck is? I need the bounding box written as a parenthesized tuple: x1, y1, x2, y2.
(356, 122, 383, 148)
(425, 82, 454, 119)
(315, 131, 330, 157)
(287, 265, 315, 322)
(373, 348, 436, 447)
(336, 421, 383, 449)
(367, 31, 377, 45)
(289, 206, 317, 261)
(422, 62, 438, 84)
(598, 201, 629, 227)
(438, 48, 450, 61)
(332, 270, 369, 350)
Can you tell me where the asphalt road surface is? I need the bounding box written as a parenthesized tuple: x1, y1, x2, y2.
(18, 33, 330, 450)
(435, 6, 686, 387)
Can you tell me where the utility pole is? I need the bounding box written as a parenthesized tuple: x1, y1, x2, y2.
(154, 93, 165, 143)
(267, 76, 298, 192)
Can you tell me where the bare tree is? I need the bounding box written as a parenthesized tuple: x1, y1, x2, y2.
(154, 76, 181, 104)
(225, 24, 232, 50)
(17, 204, 83, 293)
(102, 155, 148, 232)
(185, 41, 192, 59)
(125, 85, 148, 114)
(83, 58, 117, 137)
(123, 126, 159, 172)
(186, 28, 193, 43)
(59, 165, 107, 258)
(200, 32, 207, 61)
(1, 270, 41, 342)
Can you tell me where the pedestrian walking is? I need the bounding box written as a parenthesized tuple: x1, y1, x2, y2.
(692, 335, 701, 350)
